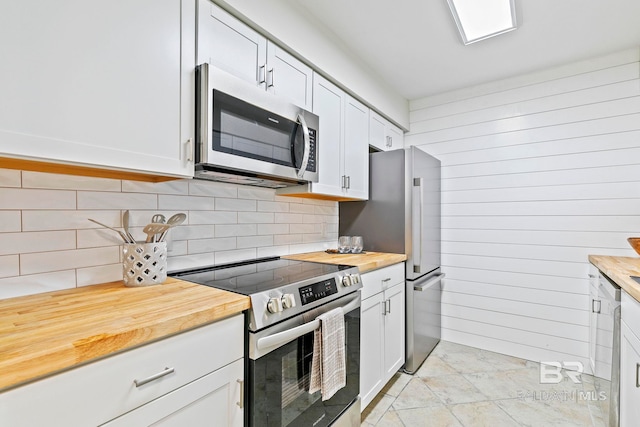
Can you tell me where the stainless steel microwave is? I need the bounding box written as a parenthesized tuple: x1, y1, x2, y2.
(195, 63, 319, 188)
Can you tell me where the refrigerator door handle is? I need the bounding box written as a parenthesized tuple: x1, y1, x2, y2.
(413, 177, 424, 274)
(414, 273, 445, 292)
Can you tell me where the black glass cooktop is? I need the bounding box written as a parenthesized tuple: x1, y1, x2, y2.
(169, 257, 350, 295)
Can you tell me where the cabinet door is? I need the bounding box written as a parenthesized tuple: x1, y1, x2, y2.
(198, 0, 267, 89)
(588, 267, 599, 375)
(360, 292, 385, 411)
(386, 123, 404, 151)
(0, 0, 194, 178)
(344, 96, 369, 200)
(102, 358, 244, 427)
(266, 42, 313, 110)
(620, 322, 640, 427)
(369, 111, 387, 151)
(383, 282, 405, 380)
(311, 73, 345, 197)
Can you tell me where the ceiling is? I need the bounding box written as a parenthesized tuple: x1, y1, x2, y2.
(289, 0, 640, 101)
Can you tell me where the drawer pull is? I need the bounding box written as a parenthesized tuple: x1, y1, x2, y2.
(636, 363, 640, 388)
(134, 367, 175, 387)
(237, 379, 244, 408)
(382, 278, 391, 283)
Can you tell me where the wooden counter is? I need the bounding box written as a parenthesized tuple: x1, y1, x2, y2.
(589, 255, 640, 302)
(0, 278, 250, 391)
(283, 251, 406, 273)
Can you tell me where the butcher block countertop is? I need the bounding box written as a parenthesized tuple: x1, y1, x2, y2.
(0, 278, 250, 391)
(284, 251, 406, 273)
(589, 255, 640, 302)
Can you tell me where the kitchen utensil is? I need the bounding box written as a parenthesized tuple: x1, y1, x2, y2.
(122, 210, 136, 243)
(88, 218, 134, 244)
(151, 214, 166, 224)
(143, 223, 171, 243)
(158, 213, 186, 242)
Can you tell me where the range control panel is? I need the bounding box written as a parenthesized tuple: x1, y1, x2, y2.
(299, 278, 338, 305)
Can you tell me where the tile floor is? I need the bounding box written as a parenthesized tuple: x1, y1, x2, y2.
(361, 341, 611, 427)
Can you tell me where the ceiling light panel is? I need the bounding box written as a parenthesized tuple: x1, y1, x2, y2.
(447, 0, 517, 45)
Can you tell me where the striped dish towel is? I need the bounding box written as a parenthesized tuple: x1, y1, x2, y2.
(309, 307, 346, 401)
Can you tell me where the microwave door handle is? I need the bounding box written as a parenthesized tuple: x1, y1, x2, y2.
(296, 113, 311, 179)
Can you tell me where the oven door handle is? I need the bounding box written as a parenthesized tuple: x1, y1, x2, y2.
(256, 297, 360, 351)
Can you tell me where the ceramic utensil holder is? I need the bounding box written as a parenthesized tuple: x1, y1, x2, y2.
(122, 242, 167, 287)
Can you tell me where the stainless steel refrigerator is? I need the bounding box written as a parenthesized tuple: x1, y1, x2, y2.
(339, 146, 443, 374)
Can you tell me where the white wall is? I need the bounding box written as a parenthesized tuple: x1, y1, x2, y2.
(0, 169, 337, 299)
(213, 0, 409, 129)
(407, 48, 640, 370)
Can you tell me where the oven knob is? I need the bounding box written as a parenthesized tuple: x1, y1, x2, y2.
(281, 293, 296, 309)
(267, 297, 283, 314)
(350, 273, 361, 284)
(342, 275, 352, 287)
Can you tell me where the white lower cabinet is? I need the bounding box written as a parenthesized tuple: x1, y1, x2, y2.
(0, 314, 244, 427)
(359, 263, 405, 410)
(621, 291, 640, 426)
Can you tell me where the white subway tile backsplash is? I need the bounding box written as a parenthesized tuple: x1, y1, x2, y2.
(170, 224, 216, 241)
(188, 237, 236, 254)
(289, 203, 315, 214)
(237, 235, 274, 249)
(275, 213, 304, 223)
(237, 187, 275, 201)
(215, 248, 257, 265)
(238, 212, 274, 224)
(0, 255, 19, 278)
(77, 264, 122, 287)
(0, 188, 76, 210)
(77, 191, 157, 210)
(23, 210, 121, 231)
(189, 180, 238, 198)
(0, 211, 21, 232)
(257, 200, 290, 213)
(215, 224, 257, 238)
(0, 169, 21, 187)
(289, 242, 331, 254)
(0, 231, 76, 255)
(23, 171, 120, 191)
(215, 198, 257, 212)
(21, 247, 119, 275)
(0, 270, 76, 298)
(257, 224, 289, 235)
(189, 210, 237, 225)
(158, 195, 214, 211)
(122, 179, 189, 195)
(0, 167, 337, 298)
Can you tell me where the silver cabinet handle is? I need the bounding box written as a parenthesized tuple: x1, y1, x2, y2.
(296, 113, 310, 179)
(382, 278, 391, 283)
(258, 65, 266, 84)
(386, 299, 391, 314)
(381, 300, 387, 316)
(346, 176, 351, 189)
(267, 68, 275, 88)
(588, 274, 596, 278)
(134, 367, 175, 387)
(237, 379, 244, 408)
(592, 299, 601, 314)
(636, 363, 640, 388)
(341, 175, 346, 189)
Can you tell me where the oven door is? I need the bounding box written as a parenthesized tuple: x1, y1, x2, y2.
(196, 63, 319, 183)
(248, 293, 360, 427)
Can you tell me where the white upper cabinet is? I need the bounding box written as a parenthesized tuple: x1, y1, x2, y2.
(0, 0, 195, 178)
(369, 110, 404, 151)
(198, 0, 312, 110)
(278, 73, 369, 201)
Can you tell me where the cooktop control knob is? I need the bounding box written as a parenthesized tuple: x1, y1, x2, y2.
(350, 273, 361, 284)
(267, 297, 283, 314)
(342, 275, 352, 287)
(281, 293, 296, 309)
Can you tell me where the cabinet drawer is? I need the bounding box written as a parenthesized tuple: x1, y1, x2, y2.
(361, 263, 404, 300)
(1, 314, 244, 427)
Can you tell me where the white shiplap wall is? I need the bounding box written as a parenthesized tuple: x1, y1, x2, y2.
(0, 169, 337, 299)
(406, 48, 640, 371)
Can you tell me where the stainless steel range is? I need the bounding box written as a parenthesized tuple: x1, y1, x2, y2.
(170, 257, 362, 427)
